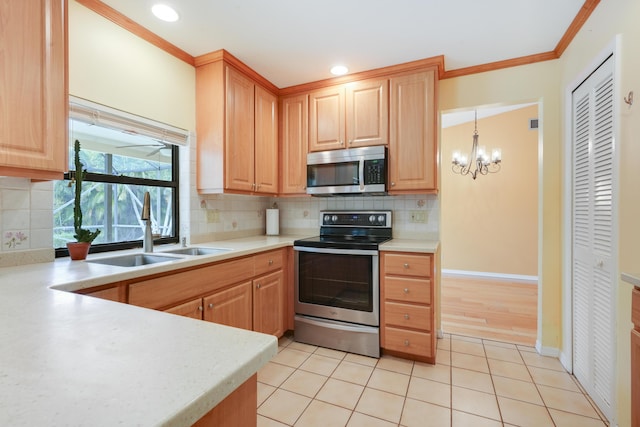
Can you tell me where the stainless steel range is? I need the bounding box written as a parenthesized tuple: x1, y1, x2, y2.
(293, 210, 392, 358)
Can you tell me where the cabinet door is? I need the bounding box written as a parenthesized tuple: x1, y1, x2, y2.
(165, 298, 204, 320)
(203, 281, 253, 330)
(389, 70, 437, 193)
(253, 270, 284, 337)
(309, 87, 345, 152)
(225, 66, 255, 192)
(280, 94, 309, 195)
(254, 85, 279, 194)
(0, 0, 67, 180)
(346, 79, 389, 148)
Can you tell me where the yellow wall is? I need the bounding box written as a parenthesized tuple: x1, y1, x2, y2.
(441, 106, 538, 276)
(68, 1, 196, 130)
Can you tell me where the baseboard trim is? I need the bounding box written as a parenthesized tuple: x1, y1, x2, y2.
(535, 340, 561, 357)
(442, 269, 538, 284)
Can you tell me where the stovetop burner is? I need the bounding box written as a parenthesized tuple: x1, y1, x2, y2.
(294, 210, 392, 250)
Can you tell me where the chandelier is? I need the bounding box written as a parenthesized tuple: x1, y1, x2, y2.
(451, 110, 502, 179)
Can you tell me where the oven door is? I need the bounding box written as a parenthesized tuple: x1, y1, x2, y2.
(294, 246, 379, 326)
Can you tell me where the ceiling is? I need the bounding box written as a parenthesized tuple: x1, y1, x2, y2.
(98, 0, 588, 88)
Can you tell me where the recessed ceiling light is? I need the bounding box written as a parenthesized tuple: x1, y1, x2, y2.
(152, 4, 179, 22)
(330, 65, 349, 76)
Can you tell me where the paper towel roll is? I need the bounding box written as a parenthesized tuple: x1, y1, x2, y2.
(266, 209, 279, 235)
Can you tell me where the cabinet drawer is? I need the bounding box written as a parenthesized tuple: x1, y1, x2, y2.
(384, 327, 433, 357)
(383, 253, 431, 277)
(165, 298, 203, 320)
(384, 276, 431, 304)
(633, 288, 640, 328)
(384, 302, 432, 331)
(254, 249, 284, 276)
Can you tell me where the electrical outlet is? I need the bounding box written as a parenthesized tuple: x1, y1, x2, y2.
(410, 210, 427, 223)
(206, 209, 220, 223)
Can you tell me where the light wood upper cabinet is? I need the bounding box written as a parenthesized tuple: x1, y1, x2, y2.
(389, 69, 438, 193)
(309, 79, 388, 152)
(196, 58, 278, 195)
(279, 94, 309, 195)
(0, 0, 67, 180)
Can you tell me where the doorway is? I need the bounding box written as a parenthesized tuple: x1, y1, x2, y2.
(440, 104, 540, 345)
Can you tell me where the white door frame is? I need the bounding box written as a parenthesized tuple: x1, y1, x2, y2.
(561, 35, 621, 423)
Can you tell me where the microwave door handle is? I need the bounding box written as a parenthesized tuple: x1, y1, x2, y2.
(359, 158, 365, 191)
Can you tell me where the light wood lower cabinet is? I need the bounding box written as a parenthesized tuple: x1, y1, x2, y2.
(253, 270, 284, 336)
(204, 281, 252, 330)
(632, 287, 640, 427)
(380, 251, 436, 363)
(193, 373, 257, 427)
(165, 298, 203, 320)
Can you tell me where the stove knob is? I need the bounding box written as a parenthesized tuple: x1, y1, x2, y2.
(332, 215, 338, 222)
(369, 215, 376, 223)
(378, 215, 385, 224)
(324, 215, 331, 223)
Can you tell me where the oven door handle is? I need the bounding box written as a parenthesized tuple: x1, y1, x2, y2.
(293, 246, 378, 256)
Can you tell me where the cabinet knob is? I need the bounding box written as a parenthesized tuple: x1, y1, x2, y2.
(268, 259, 273, 265)
(256, 283, 261, 289)
(404, 339, 410, 346)
(348, 140, 353, 145)
(403, 263, 409, 269)
(403, 288, 409, 294)
(340, 140, 344, 145)
(391, 182, 396, 187)
(404, 314, 410, 320)
(251, 183, 256, 189)
(208, 303, 214, 309)
(198, 306, 203, 311)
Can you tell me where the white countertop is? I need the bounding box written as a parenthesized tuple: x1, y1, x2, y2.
(0, 233, 439, 426)
(621, 272, 640, 287)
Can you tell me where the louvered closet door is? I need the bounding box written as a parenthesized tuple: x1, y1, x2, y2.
(571, 55, 615, 422)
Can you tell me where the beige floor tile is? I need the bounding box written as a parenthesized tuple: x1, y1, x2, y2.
(436, 349, 451, 365)
(315, 346, 347, 360)
(295, 400, 352, 427)
(452, 410, 503, 427)
(281, 369, 328, 398)
(346, 412, 397, 427)
(483, 344, 523, 364)
(258, 362, 295, 387)
(452, 334, 483, 344)
(451, 352, 489, 373)
(412, 361, 451, 384)
(451, 367, 494, 394)
(451, 339, 486, 357)
(407, 376, 451, 408)
(401, 398, 451, 427)
(497, 396, 554, 427)
(376, 354, 414, 375)
(332, 360, 375, 386)
(298, 354, 341, 376)
(288, 341, 318, 353)
(344, 352, 378, 367)
(492, 375, 544, 405)
(487, 358, 531, 381)
(528, 366, 580, 392)
(367, 368, 410, 396)
(257, 414, 289, 427)
(537, 384, 600, 418)
(258, 389, 312, 425)
(451, 386, 500, 421)
(548, 408, 608, 427)
(278, 335, 294, 348)
(355, 388, 405, 423)
(437, 337, 451, 350)
(482, 339, 517, 349)
(257, 382, 277, 406)
(517, 344, 537, 353)
(316, 378, 364, 410)
(520, 351, 565, 371)
(272, 348, 311, 368)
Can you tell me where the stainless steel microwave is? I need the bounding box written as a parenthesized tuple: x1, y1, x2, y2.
(306, 146, 387, 196)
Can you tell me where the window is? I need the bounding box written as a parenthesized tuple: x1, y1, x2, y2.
(54, 97, 188, 257)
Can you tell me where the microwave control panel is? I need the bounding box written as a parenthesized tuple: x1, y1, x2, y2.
(364, 159, 386, 185)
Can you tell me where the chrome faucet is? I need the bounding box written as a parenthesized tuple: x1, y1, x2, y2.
(141, 191, 153, 253)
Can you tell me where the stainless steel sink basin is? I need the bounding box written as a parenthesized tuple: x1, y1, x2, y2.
(162, 247, 231, 256)
(87, 254, 181, 267)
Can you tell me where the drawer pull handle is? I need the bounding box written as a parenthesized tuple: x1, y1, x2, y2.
(269, 259, 273, 265)
(404, 339, 410, 346)
(208, 303, 214, 309)
(404, 314, 410, 320)
(256, 283, 261, 289)
(404, 263, 409, 269)
(403, 288, 409, 294)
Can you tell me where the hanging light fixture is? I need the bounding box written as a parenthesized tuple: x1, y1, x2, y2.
(451, 110, 502, 180)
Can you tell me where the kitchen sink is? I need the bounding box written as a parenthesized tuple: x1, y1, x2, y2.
(162, 247, 232, 256)
(87, 254, 181, 267)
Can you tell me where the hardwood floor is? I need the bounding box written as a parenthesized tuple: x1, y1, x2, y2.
(441, 274, 538, 346)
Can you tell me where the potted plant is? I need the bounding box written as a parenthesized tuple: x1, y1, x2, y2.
(66, 139, 101, 260)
